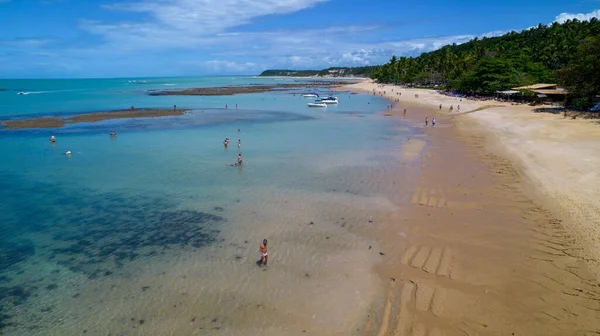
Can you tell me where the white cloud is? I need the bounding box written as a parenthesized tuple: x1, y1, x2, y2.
(554, 9, 600, 23)
(200, 60, 259, 72)
(67, 0, 514, 74)
(104, 0, 329, 33)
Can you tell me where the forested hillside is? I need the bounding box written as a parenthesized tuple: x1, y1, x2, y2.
(371, 19, 600, 103)
(260, 66, 375, 77)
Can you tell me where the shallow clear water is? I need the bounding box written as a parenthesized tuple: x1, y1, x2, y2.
(0, 77, 418, 335)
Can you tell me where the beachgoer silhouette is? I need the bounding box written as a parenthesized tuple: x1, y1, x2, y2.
(259, 239, 268, 266)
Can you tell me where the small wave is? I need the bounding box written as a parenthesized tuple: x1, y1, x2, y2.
(17, 88, 91, 95)
(19, 91, 52, 95)
(164, 84, 176, 86)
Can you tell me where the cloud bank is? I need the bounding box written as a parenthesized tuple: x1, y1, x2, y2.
(554, 9, 600, 24)
(2, 0, 599, 77)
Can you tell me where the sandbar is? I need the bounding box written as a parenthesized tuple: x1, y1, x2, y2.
(148, 82, 352, 96)
(2, 108, 189, 130)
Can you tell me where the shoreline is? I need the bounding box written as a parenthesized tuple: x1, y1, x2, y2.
(1, 108, 190, 130)
(338, 80, 600, 334)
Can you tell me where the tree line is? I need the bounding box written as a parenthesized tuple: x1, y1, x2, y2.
(370, 19, 600, 107)
(260, 66, 375, 78)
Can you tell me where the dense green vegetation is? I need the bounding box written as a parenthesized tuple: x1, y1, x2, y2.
(260, 66, 375, 77)
(371, 19, 600, 103)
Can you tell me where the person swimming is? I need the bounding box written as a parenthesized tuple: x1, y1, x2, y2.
(224, 138, 230, 147)
(109, 131, 117, 137)
(237, 139, 241, 148)
(49, 135, 56, 143)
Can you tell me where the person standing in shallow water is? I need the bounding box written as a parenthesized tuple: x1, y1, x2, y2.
(259, 239, 268, 266)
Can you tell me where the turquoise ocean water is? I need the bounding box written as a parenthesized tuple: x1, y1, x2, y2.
(0, 77, 419, 335)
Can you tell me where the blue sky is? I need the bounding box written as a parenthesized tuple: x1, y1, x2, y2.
(0, 0, 599, 78)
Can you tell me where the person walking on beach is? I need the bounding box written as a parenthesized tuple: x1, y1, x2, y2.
(174, 104, 177, 112)
(432, 118, 436, 127)
(404, 109, 407, 117)
(237, 153, 243, 165)
(425, 117, 428, 126)
(259, 239, 268, 266)
(439, 104, 442, 110)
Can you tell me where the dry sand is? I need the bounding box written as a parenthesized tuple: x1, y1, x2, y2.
(339, 81, 600, 335)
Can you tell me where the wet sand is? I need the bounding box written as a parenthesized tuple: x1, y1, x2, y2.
(149, 82, 351, 96)
(1, 108, 189, 130)
(340, 82, 600, 335)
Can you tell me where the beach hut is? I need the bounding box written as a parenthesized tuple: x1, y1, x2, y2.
(512, 84, 569, 106)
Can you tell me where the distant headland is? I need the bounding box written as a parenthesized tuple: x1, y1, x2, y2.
(259, 66, 375, 78)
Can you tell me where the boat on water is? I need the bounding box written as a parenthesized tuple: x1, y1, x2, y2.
(17, 91, 25, 95)
(302, 93, 319, 98)
(308, 103, 327, 108)
(318, 96, 339, 104)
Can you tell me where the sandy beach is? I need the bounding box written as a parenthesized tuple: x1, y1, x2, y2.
(339, 81, 600, 335)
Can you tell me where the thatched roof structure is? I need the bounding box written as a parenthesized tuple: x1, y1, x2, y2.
(513, 84, 558, 90)
(533, 89, 569, 95)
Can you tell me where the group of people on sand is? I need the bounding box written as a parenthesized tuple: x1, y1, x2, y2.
(425, 117, 436, 127)
(440, 104, 459, 112)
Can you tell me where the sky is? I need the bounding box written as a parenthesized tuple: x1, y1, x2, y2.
(0, 0, 599, 78)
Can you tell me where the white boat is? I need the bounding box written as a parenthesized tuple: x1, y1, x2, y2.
(319, 96, 339, 104)
(308, 103, 327, 108)
(302, 94, 319, 98)
(17, 91, 25, 95)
